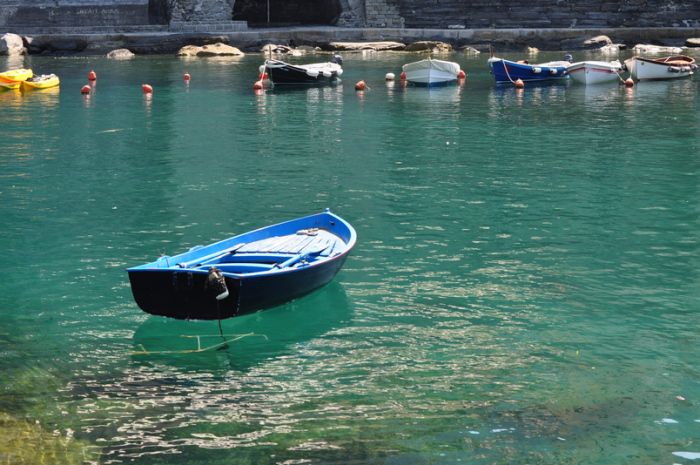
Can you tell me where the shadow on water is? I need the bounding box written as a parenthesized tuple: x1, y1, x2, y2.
(130, 280, 352, 373)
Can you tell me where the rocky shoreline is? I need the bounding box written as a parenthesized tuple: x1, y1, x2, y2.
(2, 26, 700, 57)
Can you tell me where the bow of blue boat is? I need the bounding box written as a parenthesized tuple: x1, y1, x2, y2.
(127, 209, 356, 320)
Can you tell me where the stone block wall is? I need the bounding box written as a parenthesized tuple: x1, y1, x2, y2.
(395, 0, 700, 29)
(0, 0, 149, 28)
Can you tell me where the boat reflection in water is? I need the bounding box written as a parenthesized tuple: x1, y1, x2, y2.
(130, 280, 352, 372)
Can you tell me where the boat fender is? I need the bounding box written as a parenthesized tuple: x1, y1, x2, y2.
(458, 70, 466, 79)
(205, 266, 229, 300)
(668, 66, 680, 73)
(337, 69, 343, 76)
(681, 66, 690, 73)
(549, 68, 558, 74)
(322, 70, 332, 78)
(400, 72, 406, 80)
(691, 64, 698, 70)
(306, 69, 319, 77)
(259, 65, 265, 74)
(533, 67, 542, 74)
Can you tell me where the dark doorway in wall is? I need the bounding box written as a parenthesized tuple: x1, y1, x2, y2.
(149, 0, 169, 24)
(232, 0, 342, 27)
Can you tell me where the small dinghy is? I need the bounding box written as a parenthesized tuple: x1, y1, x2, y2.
(263, 56, 343, 85)
(22, 74, 60, 89)
(624, 55, 697, 81)
(127, 209, 356, 320)
(0, 68, 32, 83)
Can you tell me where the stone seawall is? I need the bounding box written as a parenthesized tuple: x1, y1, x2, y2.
(7, 26, 700, 55)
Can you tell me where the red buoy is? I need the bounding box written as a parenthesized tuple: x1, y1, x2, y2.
(183, 73, 191, 81)
(253, 80, 263, 89)
(259, 72, 268, 80)
(355, 80, 366, 91)
(625, 77, 634, 87)
(458, 70, 466, 79)
(88, 70, 97, 81)
(81, 85, 91, 94)
(515, 79, 525, 88)
(400, 72, 406, 80)
(142, 84, 153, 93)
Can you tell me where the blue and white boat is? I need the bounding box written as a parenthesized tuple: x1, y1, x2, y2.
(127, 209, 356, 321)
(487, 48, 572, 84)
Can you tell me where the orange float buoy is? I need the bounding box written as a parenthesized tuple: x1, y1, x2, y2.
(515, 78, 525, 88)
(183, 73, 191, 81)
(400, 72, 406, 80)
(88, 70, 97, 81)
(625, 77, 634, 87)
(81, 85, 91, 94)
(142, 84, 153, 93)
(253, 80, 264, 89)
(355, 80, 366, 91)
(458, 70, 466, 79)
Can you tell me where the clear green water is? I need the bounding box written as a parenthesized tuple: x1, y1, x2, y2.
(1, 50, 700, 464)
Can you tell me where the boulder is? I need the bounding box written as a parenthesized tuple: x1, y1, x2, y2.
(460, 46, 481, 54)
(327, 41, 405, 51)
(0, 33, 26, 56)
(107, 48, 135, 59)
(524, 46, 540, 54)
(404, 41, 452, 52)
(686, 38, 700, 48)
(633, 44, 683, 54)
(177, 43, 244, 57)
(561, 35, 612, 50)
(260, 44, 295, 54)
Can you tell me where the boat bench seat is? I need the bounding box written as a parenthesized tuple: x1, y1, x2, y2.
(203, 263, 276, 273)
(237, 229, 342, 256)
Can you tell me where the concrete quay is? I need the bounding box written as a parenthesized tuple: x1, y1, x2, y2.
(6, 25, 700, 55)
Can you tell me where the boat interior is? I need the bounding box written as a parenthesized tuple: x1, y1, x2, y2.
(177, 228, 345, 274)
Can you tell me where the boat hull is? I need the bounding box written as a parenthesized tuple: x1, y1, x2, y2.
(127, 210, 356, 320)
(265, 60, 342, 85)
(488, 57, 570, 84)
(22, 75, 60, 89)
(0, 68, 32, 83)
(625, 56, 696, 80)
(565, 61, 622, 85)
(0, 81, 20, 90)
(402, 59, 461, 87)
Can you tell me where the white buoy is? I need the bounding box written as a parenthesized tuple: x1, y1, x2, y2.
(385, 73, 395, 81)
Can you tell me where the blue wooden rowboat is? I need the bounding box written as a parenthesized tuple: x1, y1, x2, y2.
(127, 209, 356, 320)
(487, 47, 572, 84)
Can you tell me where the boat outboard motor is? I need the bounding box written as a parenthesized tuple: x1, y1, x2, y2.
(331, 55, 343, 66)
(564, 54, 573, 63)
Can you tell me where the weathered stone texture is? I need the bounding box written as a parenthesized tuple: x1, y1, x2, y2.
(0, 0, 149, 27)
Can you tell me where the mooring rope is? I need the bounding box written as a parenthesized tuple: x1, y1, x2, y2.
(128, 332, 267, 355)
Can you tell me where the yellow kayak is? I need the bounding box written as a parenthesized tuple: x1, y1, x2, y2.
(0, 81, 21, 90)
(22, 74, 60, 89)
(0, 68, 33, 83)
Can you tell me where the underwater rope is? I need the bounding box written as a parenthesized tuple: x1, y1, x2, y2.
(128, 332, 267, 355)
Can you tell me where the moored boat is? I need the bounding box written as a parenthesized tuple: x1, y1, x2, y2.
(565, 60, 623, 85)
(0, 68, 33, 83)
(0, 80, 21, 90)
(624, 55, 697, 80)
(401, 57, 462, 87)
(488, 48, 571, 84)
(263, 56, 343, 85)
(22, 74, 60, 89)
(127, 209, 356, 320)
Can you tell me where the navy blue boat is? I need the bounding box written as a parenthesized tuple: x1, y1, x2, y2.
(127, 209, 356, 320)
(487, 48, 572, 84)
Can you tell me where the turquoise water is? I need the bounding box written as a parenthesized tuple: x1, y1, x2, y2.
(1, 49, 700, 464)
